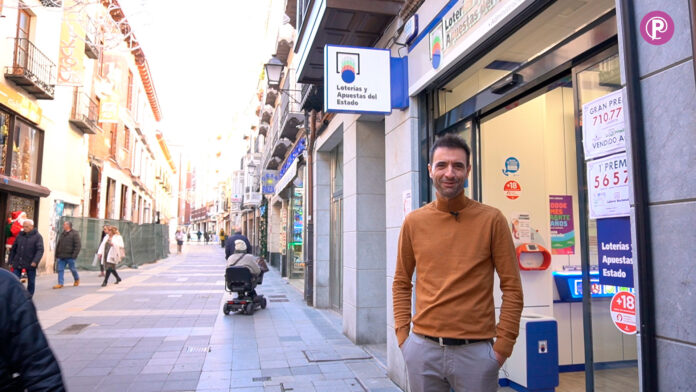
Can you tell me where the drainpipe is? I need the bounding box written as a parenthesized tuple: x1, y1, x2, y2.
(304, 109, 316, 306)
(619, 1, 657, 390)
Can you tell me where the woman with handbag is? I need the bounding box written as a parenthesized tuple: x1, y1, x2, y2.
(92, 225, 109, 276)
(97, 226, 125, 287)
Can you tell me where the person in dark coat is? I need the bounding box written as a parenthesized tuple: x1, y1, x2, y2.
(53, 221, 81, 289)
(225, 227, 252, 259)
(0, 268, 65, 391)
(8, 220, 44, 296)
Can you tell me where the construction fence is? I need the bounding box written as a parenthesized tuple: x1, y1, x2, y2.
(58, 217, 170, 270)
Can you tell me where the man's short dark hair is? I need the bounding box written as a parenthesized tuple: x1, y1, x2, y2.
(429, 133, 471, 165)
(64, 221, 72, 229)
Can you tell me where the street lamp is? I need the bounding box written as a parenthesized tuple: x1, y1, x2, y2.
(264, 56, 284, 88)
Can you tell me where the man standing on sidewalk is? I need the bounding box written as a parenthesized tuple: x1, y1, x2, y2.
(53, 221, 81, 289)
(392, 134, 523, 392)
(8, 220, 44, 297)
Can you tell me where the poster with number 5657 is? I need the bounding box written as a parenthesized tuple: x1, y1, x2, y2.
(582, 89, 626, 159)
(587, 152, 630, 219)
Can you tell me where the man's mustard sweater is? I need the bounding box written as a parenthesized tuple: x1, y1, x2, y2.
(393, 191, 524, 357)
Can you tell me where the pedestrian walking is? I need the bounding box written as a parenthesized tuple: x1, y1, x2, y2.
(95, 225, 109, 277)
(392, 134, 523, 392)
(8, 219, 43, 297)
(175, 230, 185, 254)
(98, 226, 125, 287)
(219, 229, 226, 248)
(225, 227, 252, 259)
(53, 221, 81, 289)
(186, 231, 191, 242)
(197, 230, 202, 242)
(204, 231, 209, 244)
(0, 268, 65, 391)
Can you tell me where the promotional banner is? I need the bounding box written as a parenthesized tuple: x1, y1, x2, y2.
(587, 152, 630, 219)
(96, 52, 124, 123)
(582, 89, 626, 159)
(549, 195, 575, 255)
(324, 45, 391, 114)
(597, 217, 634, 288)
(57, 0, 85, 86)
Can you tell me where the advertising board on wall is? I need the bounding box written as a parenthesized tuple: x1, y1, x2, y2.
(597, 217, 634, 288)
(587, 152, 630, 219)
(324, 45, 391, 114)
(582, 89, 626, 159)
(549, 195, 575, 255)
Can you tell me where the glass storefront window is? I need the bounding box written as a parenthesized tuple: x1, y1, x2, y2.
(10, 120, 40, 183)
(435, 0, 615, 117)
(0, 111, 9, 173)
(288, 187, 304, 280)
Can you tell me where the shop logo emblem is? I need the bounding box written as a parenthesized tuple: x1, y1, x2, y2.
(336, 52, 359, 84)
(640, 11, 674, 45)
(502, 157, 520, 176)
(429, 22, 443, 69)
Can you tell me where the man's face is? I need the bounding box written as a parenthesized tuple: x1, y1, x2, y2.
(63, 223, 71, 232)
(428, 147, 471, 199)
(23, 221, 33, 233)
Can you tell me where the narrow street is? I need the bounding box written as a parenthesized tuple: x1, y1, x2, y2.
(33, 244, 401, 392)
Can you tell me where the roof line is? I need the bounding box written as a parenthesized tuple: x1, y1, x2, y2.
(101, 0, 162, 121)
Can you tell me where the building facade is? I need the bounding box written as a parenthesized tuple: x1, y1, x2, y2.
(286, 0, 695, 391)
(0, 0, 176, 273)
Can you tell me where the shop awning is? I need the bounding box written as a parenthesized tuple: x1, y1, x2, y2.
(0, 175, 51, 198)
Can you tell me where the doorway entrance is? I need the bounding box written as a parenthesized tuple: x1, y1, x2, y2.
(476, 46, 638, 391)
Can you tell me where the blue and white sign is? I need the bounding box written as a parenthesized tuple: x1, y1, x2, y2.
(597, 217, 634, 288)
(502, 156, 520, 176)
(324, 45, 391, 114)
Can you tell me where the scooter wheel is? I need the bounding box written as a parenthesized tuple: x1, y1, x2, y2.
(245, 303, 255, 315)
(261, 298, 267, 309)
(223, 305, 230, 315)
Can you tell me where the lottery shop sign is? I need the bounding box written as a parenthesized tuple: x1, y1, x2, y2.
(582, 89, 626, 159)
(587, 152, 630, 219)
(610, 291, 637, 335)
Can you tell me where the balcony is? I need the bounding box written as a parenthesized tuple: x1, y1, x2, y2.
(5, 38, 56, 99)
(295, 0, 402, 84)
(300, 83, 322, 111)
(278, 69, 304, 141)
(84, 16, 101, 60)
(243, 192, 262, 207)
(265, 88, 278, 106)
(272, 137, 293, 159)
(275, 23, 295, 65)
(258, 121, 270, 137)
(69, 88, 99, 134)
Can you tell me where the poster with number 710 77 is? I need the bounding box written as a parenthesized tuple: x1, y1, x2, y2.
(587, 152, 631, 219)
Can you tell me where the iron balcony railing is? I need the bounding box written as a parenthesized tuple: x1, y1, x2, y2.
(5, 37, 56, 99)
(70, 88, 99, 134)
(280, 69, 304, 134)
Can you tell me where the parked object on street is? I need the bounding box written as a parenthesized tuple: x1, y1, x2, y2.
(0, 268, 66, 391)
(223, 240, 267, 315)
(98, 226, 125, 287)
(54, 221, 81, 289)
(8, 220, 43, 296)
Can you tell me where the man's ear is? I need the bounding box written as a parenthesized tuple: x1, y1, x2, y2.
(427, 164, 433, 179)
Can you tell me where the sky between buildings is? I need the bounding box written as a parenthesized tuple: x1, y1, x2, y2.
(118, 0, 284, 182)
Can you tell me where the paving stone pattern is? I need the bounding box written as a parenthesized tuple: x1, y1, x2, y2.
(32, 244, 402, 392)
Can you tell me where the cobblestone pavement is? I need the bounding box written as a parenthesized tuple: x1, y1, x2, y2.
(32, 244, 402, 392)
